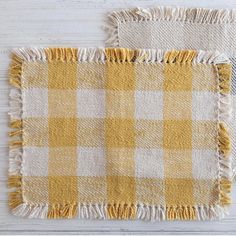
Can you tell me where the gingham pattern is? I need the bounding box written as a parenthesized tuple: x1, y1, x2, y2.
(9, 48, 231, 220)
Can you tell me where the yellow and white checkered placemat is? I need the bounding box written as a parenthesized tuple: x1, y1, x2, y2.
(9, 48, 232, 220)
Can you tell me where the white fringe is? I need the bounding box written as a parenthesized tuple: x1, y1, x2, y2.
(12, 203, 49, 219)
(77, 48, 106, 62)
(219, 94, 231, 123)
(78, 203, 107, 219)
(14, 47, 46, 62)
(9, 88, 22, 120)
(136, 204, 165, 221)
(11, 203, 228, 220)
(193, 50, 229, 65)
(218, 152, 232, 180)
(9, 148, 22, 175)
(105, 6, 236, 47)
(12, 47, 230, 65)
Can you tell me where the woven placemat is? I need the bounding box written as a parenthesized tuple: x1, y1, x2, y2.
(9, 48, 231, 220)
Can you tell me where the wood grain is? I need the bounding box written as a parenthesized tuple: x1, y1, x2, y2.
(1, 0, 236, 234)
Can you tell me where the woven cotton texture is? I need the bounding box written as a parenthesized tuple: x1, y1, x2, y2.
(9, 48, 232, 220)
(105, 6, 236, 178)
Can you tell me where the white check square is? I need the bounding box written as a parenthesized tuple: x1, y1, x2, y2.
(77, 147, 106, 176)
(135, 91, 163, 120)
(77, 89, 105, 118)
(23, 88, 48, 118)
(23, 147, 48, 176)
(135, 148, 164, 178)
(192, 91, 217, 121)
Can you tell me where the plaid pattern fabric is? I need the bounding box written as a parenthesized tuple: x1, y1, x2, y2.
(9, 48, 232, 220)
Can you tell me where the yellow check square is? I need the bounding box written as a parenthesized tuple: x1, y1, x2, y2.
(105, 118, 135, 148)
(49, 118, 77, 147)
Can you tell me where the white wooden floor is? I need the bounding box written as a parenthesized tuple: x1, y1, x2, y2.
(1, 0, 236, 234)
